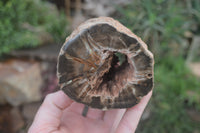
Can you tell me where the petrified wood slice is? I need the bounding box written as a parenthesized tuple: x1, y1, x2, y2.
(57, 17, 154, 109)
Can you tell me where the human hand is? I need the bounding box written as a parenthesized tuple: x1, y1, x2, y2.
(28, 90, 152, 133)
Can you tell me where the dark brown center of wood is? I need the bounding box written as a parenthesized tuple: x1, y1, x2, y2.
(102, 52, 127, 82)
(90, 51, 134, 97)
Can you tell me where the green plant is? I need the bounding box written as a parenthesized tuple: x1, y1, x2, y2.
(0, 0, 69, 56)
(185, 0, 200, 34)
(115, 0, 189, 57)
(137, 56, 200, 133)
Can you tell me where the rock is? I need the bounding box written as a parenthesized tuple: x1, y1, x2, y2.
(184, 31, 193, 38)
(0, 105, 13, 133)
(71, 12, 87, 30)
(186, 36, 200, 63)
(0, 91, 7, 104)
(83, 0, 132, 17)
(22, 102, 41, 120)
(40, 61, 58, 97)
(141, 105, 151, 121)
(188, 63, 200, 77)
(0, 59, 42, 106)
(0, 105, 25, 133)
(186, 109, 200, 122)
(22, 102, 42, 131)
(10, 43, 62, 61)
(193, 129, 200, 133)
(10, 107, 24, 132)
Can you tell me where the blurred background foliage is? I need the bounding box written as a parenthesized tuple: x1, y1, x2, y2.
(0, 0, 68, 56)
(116, 0, 200, 57)
(0, 0, 199, 132)
(115, 0, 200, 132)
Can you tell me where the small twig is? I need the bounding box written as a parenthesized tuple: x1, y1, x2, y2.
(82, 105, 89, 117)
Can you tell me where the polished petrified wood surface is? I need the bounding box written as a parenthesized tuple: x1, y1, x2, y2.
(57, 17, 154, 109)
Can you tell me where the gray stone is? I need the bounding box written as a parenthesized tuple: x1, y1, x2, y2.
(22, 102, 42, 132)
(0, 59, 42, 106)
(186, 109, 200, 122)
(10, 43, 62, 61)
(189, 63, 200, 77)
(10, 107, 24, 132)
(83, 0, 132, 17)
(22, 102, 41, 120)
(0, 105, 13, 133)
(141, 105, 151, 121)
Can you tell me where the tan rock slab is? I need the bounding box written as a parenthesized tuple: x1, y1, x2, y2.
(0, 59, 42, 106)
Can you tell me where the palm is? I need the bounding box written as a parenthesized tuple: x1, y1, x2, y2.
(58, 102, 125, 133)
(28, 91, 152, 133)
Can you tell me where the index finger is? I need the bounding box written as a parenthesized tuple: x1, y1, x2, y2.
(28, 90, 73, 133)
(116, 91, 152, 133)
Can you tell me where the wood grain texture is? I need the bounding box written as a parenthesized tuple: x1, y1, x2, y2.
(57, 17, 154, 109)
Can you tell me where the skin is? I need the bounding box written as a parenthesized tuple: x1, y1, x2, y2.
(28, 90, 152, 133)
